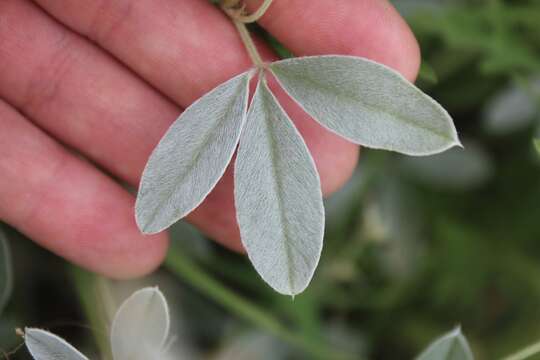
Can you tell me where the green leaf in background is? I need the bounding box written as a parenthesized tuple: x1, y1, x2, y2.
(419, 61, 439, 84)
(25, 328, 89, 360)
(534, 139, 540, 155)
(270, 55, 461, 156)
(234, 76, 324, 296)
(0, 226, 13, 316)
(111, 287, 170, 359)
(416, 328, 474, 360)
(136, 71, 252, 234)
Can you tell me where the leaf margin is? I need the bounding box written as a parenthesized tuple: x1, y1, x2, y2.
(270, 54, 462, 156)
(25, 327, 89, 360)
(135, 70, 254, 234)
(234, 73, 325, 296)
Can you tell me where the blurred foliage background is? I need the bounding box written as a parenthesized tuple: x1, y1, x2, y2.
(1, 0, 540, 359)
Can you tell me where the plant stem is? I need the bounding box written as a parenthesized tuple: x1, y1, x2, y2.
(233, 20, 265, 68)
(503, 339, 540, 360)
(164, 246, 355, 360)
(71, 267, 113, 360)
(237, 0, 274, 23)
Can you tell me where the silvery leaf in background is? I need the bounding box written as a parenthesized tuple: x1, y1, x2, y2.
(0, 226, 13, 316)
(25, 328, 89, 360)
(234, 76, 324, 296)
(271, 55, 461, 156)
(482, 77, 540, 135)
(111, 287, 170, 360)
(362, 178, 424, 279)
(399, 139, 493, 190)
(136, 71, 252, 234)
(416, 327, 474, 360)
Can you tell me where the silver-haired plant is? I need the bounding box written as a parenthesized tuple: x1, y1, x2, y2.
(134, 0, 461, 296)
(24, 287, 173, 360)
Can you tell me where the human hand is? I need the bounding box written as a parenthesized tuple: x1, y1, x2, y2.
(0, 0, 419, 278)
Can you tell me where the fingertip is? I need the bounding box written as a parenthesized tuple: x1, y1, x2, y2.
(376, 2, 422, 81)
(249, 0, 422, 81)
(324, 0, 422, 82)
(101, 231, 170, 280)
(319, 143, 360, 196)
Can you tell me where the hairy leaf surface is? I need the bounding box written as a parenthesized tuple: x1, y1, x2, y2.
(417, 328, 474, 360)
(136, 71, 252, 233)
(25, 328, 89, 360)
(270, 55, 461, 156)
(234, 77, 324, 296)
(111, 287, 170, 360)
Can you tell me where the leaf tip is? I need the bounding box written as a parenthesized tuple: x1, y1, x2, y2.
(134, 210, 162, 236)
(453, 137, 464, 150)
(450, 325, 463, 336)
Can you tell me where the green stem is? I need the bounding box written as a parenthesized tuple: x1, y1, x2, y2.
(503, 340, 540, 360)
(237, 0, 274, 23)
(164, 247, 354, 360)
(233, 20, 265, 68)
(71, 267, 113, 360)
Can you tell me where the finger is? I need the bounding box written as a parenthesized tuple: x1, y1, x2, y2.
(31, 0, 358, 191)
(245, 0, 421, 81)
(0, 0, 244, 251)
(0, 99, 168, 278)
(0, 0, 179, 186)
(32, 0, 254, 105)
(11, 0, 357, 250)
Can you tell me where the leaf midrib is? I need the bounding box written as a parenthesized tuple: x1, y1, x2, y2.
(146, 81, 245, 228)
(261, 90, 312, 295)
(272, 65, 453, 141)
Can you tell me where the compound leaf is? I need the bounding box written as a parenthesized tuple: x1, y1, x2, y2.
(136, 71, 252, 234)
(234, 76, 324, 296)
(25, 328, 89, 360)
(270, 55, 461, 156)
(111, 287, 170, 360)
(416, 328, 474, 360)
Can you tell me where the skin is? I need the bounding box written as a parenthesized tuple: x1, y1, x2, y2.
(0, 0, 420, 279)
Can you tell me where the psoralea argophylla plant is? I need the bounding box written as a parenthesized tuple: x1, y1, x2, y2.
(135, 0, 461, 296)
(416, 328, 474, 360)
(24, 287, 172, 360)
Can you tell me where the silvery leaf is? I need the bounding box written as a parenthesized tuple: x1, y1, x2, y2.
(416, 328, 474, 360)
(25, 328, 89, 360)
(482, 79, 540, 135)
(136, 71, 252, 233)
(111, 287, 170, 360)
(234, 76, 324, 296)
(0, 226, 13, 315)
(270, 55, 461, 156)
